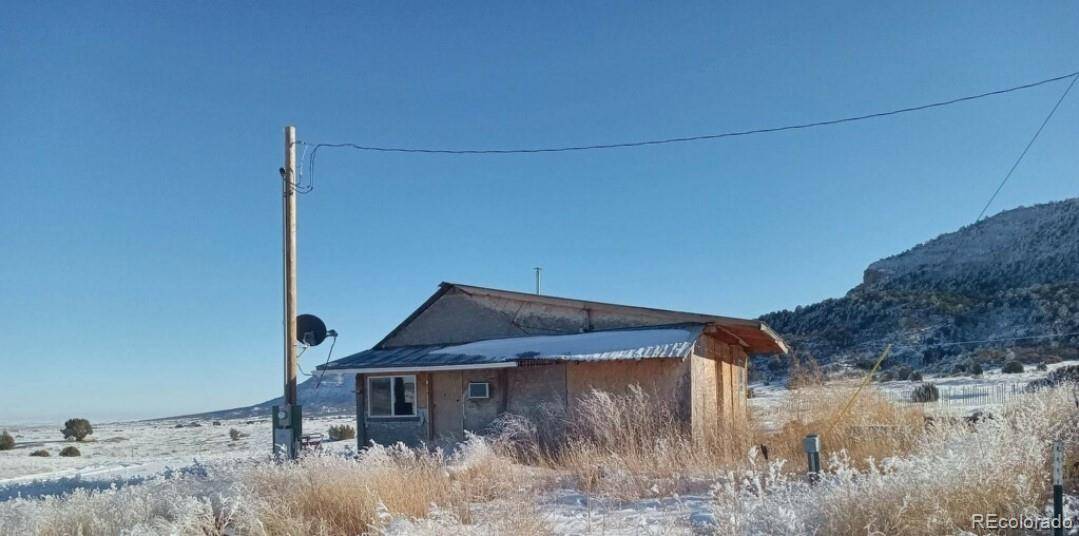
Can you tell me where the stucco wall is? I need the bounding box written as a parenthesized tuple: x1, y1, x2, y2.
(564, 359, 690, 420)
(461, 368, 506, 434)
(505, 363, 568, 418)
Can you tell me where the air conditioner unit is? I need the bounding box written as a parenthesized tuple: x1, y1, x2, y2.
(467, 382, 491, 399)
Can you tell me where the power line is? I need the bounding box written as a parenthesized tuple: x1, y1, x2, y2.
(304, 71, 1077, 154)
(972, 73, 1078, 223)
(857, 329, 1079, 352)
(293, 70, 1079, 193)
(933, 72, 1077, 271)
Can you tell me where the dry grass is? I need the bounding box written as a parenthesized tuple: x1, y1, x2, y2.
(5, 383, 1073, 535)
(239, 447, 465, 535)
(494, 386, 753, 498)
(757, 383, 926, 470)
(239, 437, 553, 535)
(715, 385, 1079, 535)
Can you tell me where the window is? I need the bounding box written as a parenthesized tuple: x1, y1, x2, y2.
(467, 382, 490, 399)
(367, 375, 416, 417)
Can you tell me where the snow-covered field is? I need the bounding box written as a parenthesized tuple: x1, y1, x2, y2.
(0, 415, 356, 500)
(0, 415, 724, 534)
(750, 359, 1079, 428)
(1, 362, 1075, 534)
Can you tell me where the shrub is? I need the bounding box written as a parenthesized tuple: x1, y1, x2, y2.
(893, 365, 913, 381)
(911, 383, 940, 403)
(61, 418, 93, 441)
(1001, 360, 1024, 374)
(967, 361, 983, 376)
(327, 424, 356, 441)
(0, 430, 14, 450)
(29, 449, 49, 457)
(229, 428, 247, 441)
(1036, 362, 1048, 371)
(909, 371, 923, 381)
(787, 356, 825, 389)
(59, 446, 81, 457)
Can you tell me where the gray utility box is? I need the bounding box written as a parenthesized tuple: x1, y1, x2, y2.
(272, 404, 303, 459)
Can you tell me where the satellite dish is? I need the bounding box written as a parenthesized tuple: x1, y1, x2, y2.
(296, 314, 328, 346)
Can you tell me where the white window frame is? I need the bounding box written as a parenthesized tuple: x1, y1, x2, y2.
(366, 375, 417, 418)
(467, 381, 491, 400)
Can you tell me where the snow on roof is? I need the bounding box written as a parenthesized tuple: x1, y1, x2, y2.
(319, 324, 705, 372)
(431, 324, 704, 362)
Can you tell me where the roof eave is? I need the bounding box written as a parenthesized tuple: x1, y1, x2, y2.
(319, 361, 519, 375)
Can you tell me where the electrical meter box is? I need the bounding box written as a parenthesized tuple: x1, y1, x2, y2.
(272, 404, 303, 459)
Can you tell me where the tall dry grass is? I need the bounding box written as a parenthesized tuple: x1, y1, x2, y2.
(714, 385, 1079, 535)
(493, 386, 754, 498)
(0, 438, 550, 536)
(492, 382, 924, 498)
(757, 384, 926, 470)
(240, 445, 464, 535)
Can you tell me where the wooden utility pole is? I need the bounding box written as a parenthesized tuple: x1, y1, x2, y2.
(273, 125, 301, 460)
(284, 126, 298, 410)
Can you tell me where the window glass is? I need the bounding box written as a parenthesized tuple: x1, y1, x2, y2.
(468, 382, 489, 398)
(368, 376, 416, 417)
(394, 376, 416, 416)
(369, 377, 392, 416)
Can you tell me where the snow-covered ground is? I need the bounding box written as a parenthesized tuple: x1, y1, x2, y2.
(750, 359, 1079, 427)
(0, 415, 355, 500)
(2, 362, 1075, 534)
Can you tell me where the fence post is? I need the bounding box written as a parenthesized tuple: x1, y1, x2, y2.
(1052, 440, 1064, 536)
(804, 433, 821, 484)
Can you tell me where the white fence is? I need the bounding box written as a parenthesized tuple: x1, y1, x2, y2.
(883, 382, 1027, 410)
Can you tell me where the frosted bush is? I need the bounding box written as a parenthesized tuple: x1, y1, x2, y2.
(0, 466, 242, 535)
(713, 387, 1079, 535)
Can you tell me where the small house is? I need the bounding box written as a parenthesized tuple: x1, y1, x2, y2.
(318, 282, 787, 447)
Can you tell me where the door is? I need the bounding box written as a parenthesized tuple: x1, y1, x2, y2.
(430, 371, 464, 445)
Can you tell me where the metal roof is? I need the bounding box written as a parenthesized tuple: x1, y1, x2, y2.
(320, 324, 705, 373)
(375, 282, 788, 355)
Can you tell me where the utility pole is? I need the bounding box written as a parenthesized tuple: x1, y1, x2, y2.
(273, 125, 302, 460)
(534, 267, 542, 295)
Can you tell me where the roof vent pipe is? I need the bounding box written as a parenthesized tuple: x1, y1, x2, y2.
(533, 267, 542, 295)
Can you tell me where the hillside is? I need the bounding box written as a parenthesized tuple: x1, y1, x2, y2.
(173, 373, 356, 420)
(761, 198, 1079, 374)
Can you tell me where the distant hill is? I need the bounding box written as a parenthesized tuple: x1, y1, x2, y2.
(172, 373, 356, 420)
(760, 198, 1079, 375)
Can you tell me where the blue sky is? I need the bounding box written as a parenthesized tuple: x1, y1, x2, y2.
(2, 2, 1077, 422)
